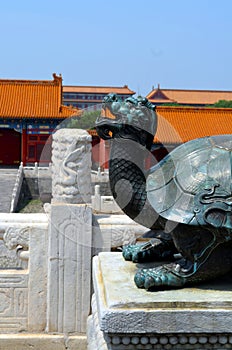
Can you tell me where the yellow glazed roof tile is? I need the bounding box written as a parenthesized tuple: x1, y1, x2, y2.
(0, 74, 78, 119)
(89, 106, 232, 144)
(63, 85, 135, 95)
(155, 106, 232, 143)
(147, 88, 232, 105)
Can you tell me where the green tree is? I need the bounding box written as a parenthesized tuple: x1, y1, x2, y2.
(208, 100, 232, 108)
(63, 110, 101, 130)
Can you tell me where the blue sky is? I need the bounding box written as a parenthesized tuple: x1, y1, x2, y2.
(1, 0, 232, 96)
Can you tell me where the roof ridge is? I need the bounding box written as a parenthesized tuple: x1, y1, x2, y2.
(63, 84, 135, 93)
(0, 80, 56, 85)
(151, 87, 232, 93)
(63, 84, 131, 88)
(0, 73, 62, 86)
(157, 105, 232, 111)
(0, 73, 76, 119)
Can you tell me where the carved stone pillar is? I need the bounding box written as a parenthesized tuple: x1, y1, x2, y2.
(47, 129, 92, 333)
(51, 129, 92, 204)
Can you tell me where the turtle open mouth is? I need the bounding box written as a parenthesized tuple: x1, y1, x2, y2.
(95, 122, 112, 140)
(95, 93, 157, 143)
(95, 105, 121, 140)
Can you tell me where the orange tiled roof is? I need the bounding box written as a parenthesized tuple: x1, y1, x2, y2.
(155, 106, 232, 144)
(147, 87, 232, 105)
(0, 74, 79, 119)
(89, 106, 232, 143)
(63, 85, 135, 95)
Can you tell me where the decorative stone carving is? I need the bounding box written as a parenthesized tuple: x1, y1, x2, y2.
(52, 129, 92, 204)
(0, 213, 47, 269)
(0, 271, 28, 333)
(48, 128, 93, 334)
(47, 203, 92, 334)
(0, 241, 22, 269)
(93, 214, 147, 251)
(3, 227, 30, 250)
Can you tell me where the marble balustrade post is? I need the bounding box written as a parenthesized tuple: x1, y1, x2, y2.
(47, 129, 92, 333)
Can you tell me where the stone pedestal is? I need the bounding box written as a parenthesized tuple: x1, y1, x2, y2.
(47, 203, 92, 333)
(88, 252, 232, 349)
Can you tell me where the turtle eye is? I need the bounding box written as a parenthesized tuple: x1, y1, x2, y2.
(96, 126, 113, 140)
(103, 127, 110, 137)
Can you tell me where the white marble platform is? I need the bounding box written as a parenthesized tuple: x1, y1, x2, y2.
(88, 252, 232, 349)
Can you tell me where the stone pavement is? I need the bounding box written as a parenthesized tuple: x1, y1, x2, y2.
(0, 167, 18, 212)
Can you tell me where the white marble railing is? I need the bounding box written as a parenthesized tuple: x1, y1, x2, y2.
(0, 129, 147, 349)
(10, 162, 52, 213)
(0, 212, 48, 333)
(0, 212, 48, 228)
(93, 214, 147, 251)
(91, 167, 109, 182)
(10, 162, 24, 213)
(24, 162, 52, 174)
(92, 185, 122, 214)
(0, 211, 145, 336)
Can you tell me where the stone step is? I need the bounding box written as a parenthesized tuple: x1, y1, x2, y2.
(0, 168, 18, 212)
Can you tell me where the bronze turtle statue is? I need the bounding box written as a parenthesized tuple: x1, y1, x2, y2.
(96, 93, 232, 290)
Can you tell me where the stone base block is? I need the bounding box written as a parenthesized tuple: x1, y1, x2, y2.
(87, 252, 232, 349)
(0, 334, 86, 350)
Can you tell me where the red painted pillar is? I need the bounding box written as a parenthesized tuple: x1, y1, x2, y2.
(99, 138, 110, 170)
(21, 125, 27, 165)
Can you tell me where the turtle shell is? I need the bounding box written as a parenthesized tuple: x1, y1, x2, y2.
(147, 135, 232, 228)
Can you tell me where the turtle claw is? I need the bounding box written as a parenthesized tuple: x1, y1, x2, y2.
(122, 243, 144, 262)
(134, 264, 186, 290)
(122, 238, 177, 263)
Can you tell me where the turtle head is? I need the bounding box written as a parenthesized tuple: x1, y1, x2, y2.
(95, 93, 157, 150)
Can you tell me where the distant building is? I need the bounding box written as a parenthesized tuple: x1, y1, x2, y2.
(62, 85, 135, 109)
(62, 84, 135, 170)
(147, 85, 232, 106)
(0, 74, 135, 166)
(96, 105, 232, 169)
(0, 74, 78, 165)
(3, 74, 232, 168)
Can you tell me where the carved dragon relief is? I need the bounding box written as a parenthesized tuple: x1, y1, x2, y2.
(52, 130, 92, 203)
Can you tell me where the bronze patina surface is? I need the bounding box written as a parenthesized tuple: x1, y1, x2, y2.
(96, 94, 232, 290)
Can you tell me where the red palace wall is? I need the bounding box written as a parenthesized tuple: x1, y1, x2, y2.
(0, 128, 21, 165)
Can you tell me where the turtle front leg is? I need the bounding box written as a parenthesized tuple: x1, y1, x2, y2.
(134, 240, 232, 290)
(122, 231, 177, 263)
(134, 260, 188, 290)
